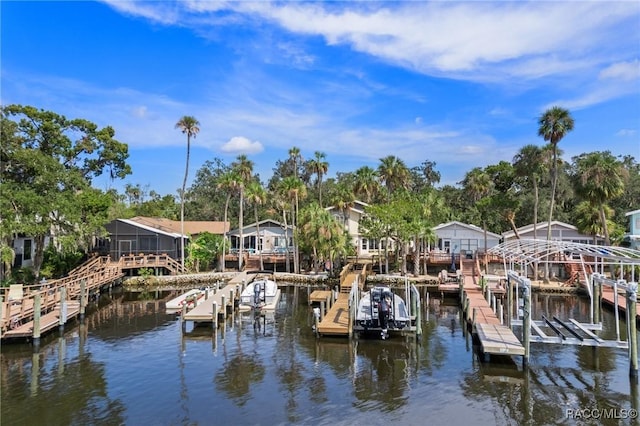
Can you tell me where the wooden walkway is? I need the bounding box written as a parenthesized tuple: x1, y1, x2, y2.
(317, 293, 350, 335)
(1, 253, 184, 340)
(460, 260, 524, 358)
(2, 301, 80, 339)
(602, 287, 640, 320)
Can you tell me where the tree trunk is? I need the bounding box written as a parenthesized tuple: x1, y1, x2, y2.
(545, 147, 558, 283)
(221, 195, 230, 272)
(33, 234, 46, 280)
(239, 185, 244, 271)
(533, 180, 539, 281)
(256, 206, 264, 270)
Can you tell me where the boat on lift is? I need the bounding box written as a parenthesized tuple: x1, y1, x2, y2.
(354, 286, 412, 339)
(239, 271, 281, 311)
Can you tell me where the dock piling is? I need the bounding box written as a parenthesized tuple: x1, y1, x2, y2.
(522, 285, 531, 368)
(628, 283, 638, 379)
(33, 294, 42, 345)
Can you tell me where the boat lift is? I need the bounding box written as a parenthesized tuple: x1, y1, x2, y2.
(488, 239, 640, 379)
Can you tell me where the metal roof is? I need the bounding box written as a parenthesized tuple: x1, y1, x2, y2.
(488, 239, 640, 266)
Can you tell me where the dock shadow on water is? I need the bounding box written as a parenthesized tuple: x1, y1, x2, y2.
(1, 286, 639, 425)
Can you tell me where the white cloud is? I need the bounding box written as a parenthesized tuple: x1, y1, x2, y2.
(220, 136, 264, 154)
(101, 1, 640, 83)
(599, 60, 640, 81)
(616, 129, 637, 137)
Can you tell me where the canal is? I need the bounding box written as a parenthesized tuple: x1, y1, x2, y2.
(1, 285, 638, 425)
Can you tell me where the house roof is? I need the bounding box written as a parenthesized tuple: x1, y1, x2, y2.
(228, 219, 292, 236)
(433, 221, 501, 238)
(325, 200, 369, 215)
(501, 220, 601, 239)
(625, 209, 640, 217)
(127, 216, 229, 237)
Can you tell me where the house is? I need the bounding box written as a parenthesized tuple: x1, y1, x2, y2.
(104, 216, 228, 261)
(325, 200, 392, 258)
(11, 235, 51, 269)
(227, 219, 293, 254)
(432, 221, 501, 256)
(623, 209, 640, 250)
(502, 221, 604, 245)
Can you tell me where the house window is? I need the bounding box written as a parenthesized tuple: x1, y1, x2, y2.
(361, 238, 368, 250)
(369, 239, 380, 250)
(23, 239, 32, 261)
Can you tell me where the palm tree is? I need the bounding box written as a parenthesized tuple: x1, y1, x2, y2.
(538, 107, 574, 242)
(354, 166, 379, 203)
(513, 144, 547, 242)
(175, 115, 200, 270)
(463, 167, 494, 273)
(232, 155, 254, 271)
(288, 146, 302, 179)
(574, 201, 613, 244)
(217, 171, 240, 272)
(278, 176, 307, 273)
(574, 151, 627, 245)
(246, 180, 268, 270)
(378, 155, 410, 199)
(310, 151, 329, 207)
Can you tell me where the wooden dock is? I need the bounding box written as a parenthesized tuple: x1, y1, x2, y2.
(317, 293, 351, 336)
(460, 261, 524, 358)
(2, 301, 80, 339)
(182, 284, 237, 323)
(601, 287, 640, 320)
(316, 270, 362, 336)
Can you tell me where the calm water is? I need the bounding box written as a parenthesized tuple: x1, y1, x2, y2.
(1, 285, 639, 426)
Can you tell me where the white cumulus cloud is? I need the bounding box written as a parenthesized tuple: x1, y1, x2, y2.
(220, 136, 264, 154)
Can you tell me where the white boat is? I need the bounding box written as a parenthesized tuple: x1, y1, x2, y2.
(239, 271, 281, 311)
(355, 286, 412, 339)
(166, 288, 206, 312)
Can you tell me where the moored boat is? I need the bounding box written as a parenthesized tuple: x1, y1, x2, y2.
(239, 271, 281, 311)
(354, 286, 412, 339)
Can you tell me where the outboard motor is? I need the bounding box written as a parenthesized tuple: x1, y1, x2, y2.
(253, 281, 263, 307)
(378, 295, 390, 339)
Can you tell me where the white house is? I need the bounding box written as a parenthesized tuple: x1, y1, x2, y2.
(502, 220, 604, 244)
(623, 209, 640, 250)
(227, 219, 294, 254)
(432, 221, 501, 257)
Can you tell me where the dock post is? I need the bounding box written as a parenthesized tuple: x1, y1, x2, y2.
(320, 301, 325, 323)
(181, 304, 186, 333)
(59, 285, 67, 330)
(33, 294, 42, 346)
(79, 280, 86, 320)
(507, 277, 512, 328)
(458, 275, 464, 301)
(314, 308, 320, 338)
(498, 302, 503, 325)
(522, 285, 531, 369)
(628, 283, 638, 380)
(594, 280, 602, 324)
(212, 301, 218, 330)
(221, 296, 226, 322)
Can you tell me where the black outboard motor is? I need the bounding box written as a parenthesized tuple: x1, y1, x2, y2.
(378, 296, 390, 339)
(253, 281, 263, 308)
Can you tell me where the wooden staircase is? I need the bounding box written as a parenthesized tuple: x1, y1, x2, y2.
(564, 262, 592, 287)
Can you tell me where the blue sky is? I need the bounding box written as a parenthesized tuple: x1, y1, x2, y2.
(2, 1, 639, 196)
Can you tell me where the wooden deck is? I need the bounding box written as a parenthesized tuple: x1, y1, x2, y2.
(2, 301, 80, 339)
(601, 287, 640, 320)
(460, 260, 524, 358)
(317, 293, 350, 336)
(2, 253, 184, 340)
(182, 284, 237, 323)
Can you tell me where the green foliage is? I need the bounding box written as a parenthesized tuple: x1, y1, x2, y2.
(1, 105, 131, 277)
(188, 232, 224, 272)
(40, 245, 84, 279)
